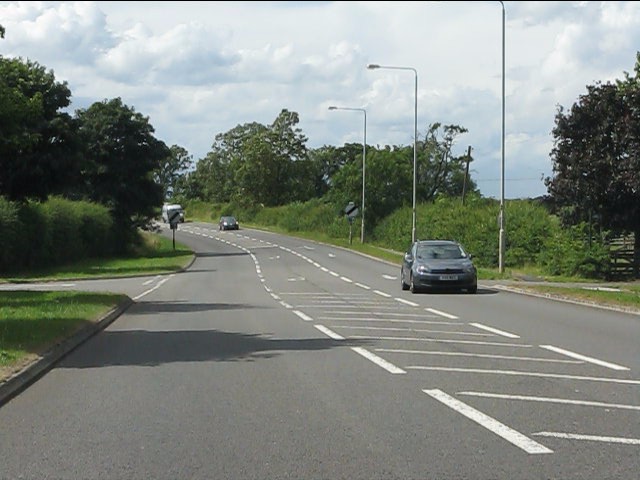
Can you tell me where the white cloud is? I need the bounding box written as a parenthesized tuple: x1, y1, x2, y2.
(1, 0, 639, 200)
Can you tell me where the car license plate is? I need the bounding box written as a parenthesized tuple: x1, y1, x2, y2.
(439, 274, 458, 281)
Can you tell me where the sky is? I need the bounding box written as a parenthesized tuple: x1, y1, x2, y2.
(1, 1, 639, 200)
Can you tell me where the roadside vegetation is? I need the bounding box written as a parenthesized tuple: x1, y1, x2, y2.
(0, 291, 127, 372)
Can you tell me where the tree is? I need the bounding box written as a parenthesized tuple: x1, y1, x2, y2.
(75, 98, 167, 249)
(417, 123, 476, 202)
(545, 52, 640, 275)
(0, 57, 79, 201)
(155, 144, 192, 200)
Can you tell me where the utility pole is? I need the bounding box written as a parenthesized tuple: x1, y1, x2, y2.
(462, 146, 472, 206)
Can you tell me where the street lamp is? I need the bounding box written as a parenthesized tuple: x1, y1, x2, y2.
(367, 63, 418, 243)
(498, 0, 506, 274)
(328, 105, 367, 243)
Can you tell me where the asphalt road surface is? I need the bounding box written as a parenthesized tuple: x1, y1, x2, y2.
(1, 223, 639, 479)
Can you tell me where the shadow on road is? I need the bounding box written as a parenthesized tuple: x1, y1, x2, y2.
(130, 301, 265, 314)
(58, 329, 372, 368)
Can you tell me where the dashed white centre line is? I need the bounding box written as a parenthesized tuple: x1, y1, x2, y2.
(293, 310, 313, 322)
(425, 308, 458, 319)
(540, 345, 630, 371)
(351, 347, 406, 374)
(314, 324, 344, 340)
(395, 297, 419, 307)
(373, 290, 392, 298)
(470, 323, 520, 338)
(423, 389, 553, 455)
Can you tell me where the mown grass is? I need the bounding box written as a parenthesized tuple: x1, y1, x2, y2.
(1, 232, 193, 282)
(518, 284, 640, 310)
(0, 291, 126, 368)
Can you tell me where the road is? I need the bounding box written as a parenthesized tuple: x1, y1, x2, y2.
(1, 222, 639, 479)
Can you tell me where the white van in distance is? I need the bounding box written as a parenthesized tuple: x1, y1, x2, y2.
(162, 204, 185, 224)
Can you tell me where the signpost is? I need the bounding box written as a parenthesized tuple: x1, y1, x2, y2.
(345, 202, 359, 245)
(168, 210, 181, 250)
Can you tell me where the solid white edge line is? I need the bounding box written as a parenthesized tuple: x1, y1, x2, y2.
(423, 389, 553, 454)
(540, 345, 630, 371)
(351, 347, 406, 374)
(425, 308, 458, 319)
(533, 432, 640, 445)
(395, 298, 419, 307)
(314, 324, 344, 340)
(457, 391, 640, 411)
(293, 310, 313, 322)
(470, 323, 520, 338)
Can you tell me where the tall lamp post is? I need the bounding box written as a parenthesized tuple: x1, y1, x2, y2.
(498, 0, 506, 273)
(328, 106, 367, 243)
(367, 64, 418, 243)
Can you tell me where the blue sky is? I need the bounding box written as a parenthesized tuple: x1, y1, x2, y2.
(1, 1, 639, 199)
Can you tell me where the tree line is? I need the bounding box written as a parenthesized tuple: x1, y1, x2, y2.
(3, 19, 640, 275)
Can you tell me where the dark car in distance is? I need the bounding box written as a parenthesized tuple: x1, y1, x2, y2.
(219, 215, 239, 231)
(401, 240, 477, 294)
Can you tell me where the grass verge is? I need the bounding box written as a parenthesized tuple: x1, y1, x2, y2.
(1, 231, 193, 282)
(0, 291, 126, 379)
(514, 284, 640, 310)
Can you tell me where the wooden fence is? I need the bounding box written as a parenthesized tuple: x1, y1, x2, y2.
(609, 234, 636, 279)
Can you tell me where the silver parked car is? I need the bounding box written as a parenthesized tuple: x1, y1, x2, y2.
(400, 240, 477, 294)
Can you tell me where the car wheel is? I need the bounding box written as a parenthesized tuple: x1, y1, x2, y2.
(468, 285, 477, 294)
(401, 270, 409, 291)
(409, 273, 420, 294)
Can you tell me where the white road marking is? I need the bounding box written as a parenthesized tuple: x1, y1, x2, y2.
(340, 276, 353, 283)
(329, 271, 340, 277)
(382, 274, 397, 280)
(470, 323, 520, 338)
(328, 253, 336, 258)
(457, 391, 640, 411)
(319, 317, 463, 326)
(332, 325, 492, 336)
(287, 277, 306, 282)
(351, 336, 532, 348)
(314, 324, 344, 340)
(533, 432, 640, 445)
(355, 283, 371, 290)
(423, 389, 553, 454)
(302, 245, 315, 250)
(351, 347, 406, 374)
(293, 310, 313, 322)
(407, 366, 640, 385)
(142, 276, 160, 286)
(132, 275, 173, 300)
(279, 301, 293, 309)
(425, 308, 458, 319)
(539, 345, 629, 371)
(373, 290, 392, 298)
(270, 293, 281, 300)
(377, 349, 582, 364)
(395, 298, 419, 307)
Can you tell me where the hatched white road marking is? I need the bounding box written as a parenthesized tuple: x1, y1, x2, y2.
(423, 389, 553, 454)
(407, 366, 640, 385)
(539, 345, 629, 371)
(377, 349, 581, 364)
(395, 298, 419, 307)
(352, 336, 531, 348)
(457, 391, 640, 411)
(533, 432, 640, 445)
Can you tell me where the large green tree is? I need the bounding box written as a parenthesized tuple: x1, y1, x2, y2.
(155, 144, 192, 200)
(546, 52, 640, 275)
(75, 98, 167, 248)
(0, 57, 79, 200)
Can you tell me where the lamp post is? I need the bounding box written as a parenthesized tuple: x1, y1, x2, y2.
(367, 64, 418, 243)
(328, 106, 367, 243)
(498, 0, 506, 274)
